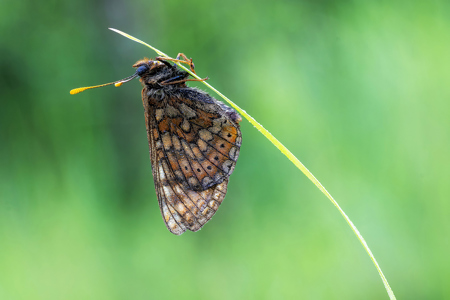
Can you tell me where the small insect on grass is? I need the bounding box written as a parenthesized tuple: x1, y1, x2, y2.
(71, 54, 242, 235)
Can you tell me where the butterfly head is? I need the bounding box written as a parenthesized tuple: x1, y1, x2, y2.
(133, 58, 168, 76)
(133, 58, 182, 87)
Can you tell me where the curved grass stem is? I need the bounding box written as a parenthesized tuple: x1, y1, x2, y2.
(108, 28, 396, 300)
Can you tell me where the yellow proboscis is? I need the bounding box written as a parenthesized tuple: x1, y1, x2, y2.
(70, 87, 86, 95)
(70, 73, 136, 95)
(70, 82, 121, 95)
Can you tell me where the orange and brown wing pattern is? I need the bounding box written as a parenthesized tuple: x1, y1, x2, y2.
(142, 87, 242, 235)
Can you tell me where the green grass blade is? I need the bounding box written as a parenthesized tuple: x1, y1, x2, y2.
(109, 28, 396, 300)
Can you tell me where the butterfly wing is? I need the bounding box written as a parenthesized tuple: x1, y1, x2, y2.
(142, 87, 242, 235)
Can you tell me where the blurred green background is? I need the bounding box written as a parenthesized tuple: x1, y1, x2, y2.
(1, 0, 449, 299)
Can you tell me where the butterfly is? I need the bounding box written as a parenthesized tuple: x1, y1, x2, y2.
(70, 54, 242, 235)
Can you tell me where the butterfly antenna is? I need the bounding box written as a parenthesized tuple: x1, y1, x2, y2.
(70, 72, 139, 95)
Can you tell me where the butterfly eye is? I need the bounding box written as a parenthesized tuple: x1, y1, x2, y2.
(136, 65, 149, 76)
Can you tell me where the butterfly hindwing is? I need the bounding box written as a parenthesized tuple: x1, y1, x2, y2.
(142, 87, 241, 235)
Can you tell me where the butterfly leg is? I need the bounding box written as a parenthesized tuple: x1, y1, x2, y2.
(176, 53, 195, 73)
(157, 53, 196, 74)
